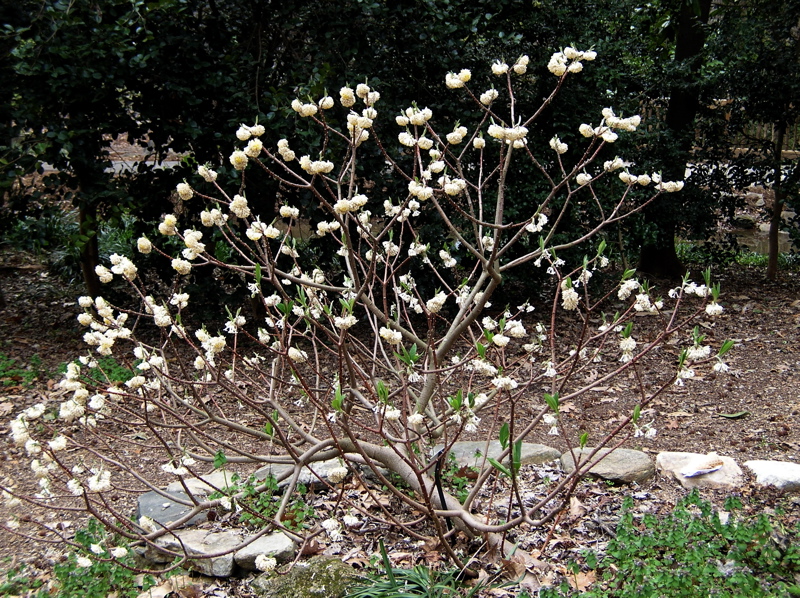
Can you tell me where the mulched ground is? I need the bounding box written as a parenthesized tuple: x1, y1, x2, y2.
(0, 248, 798, 595)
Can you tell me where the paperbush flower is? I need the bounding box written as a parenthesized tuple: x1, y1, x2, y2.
(339, 86, 355, 107)
(172, 259, 192, 275)
(705, 302, 724, 316)
(197, 164, 217, 182)
(137, 236, 152, 254)
(255, 555, 277, 572)
(549, 136, 568, 154)
(229, 150, 248, 171)
(176, 182, 193, 200)
(576, 173, 592, 186)
(561, 287, 579, 311)
(491, 61, 509, 75)
(491, 376, 518, 390)
(379, 327, 402, 345)
(288, 347, 308, 363)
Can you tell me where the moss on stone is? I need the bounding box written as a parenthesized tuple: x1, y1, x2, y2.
(250, 556, 362, 598)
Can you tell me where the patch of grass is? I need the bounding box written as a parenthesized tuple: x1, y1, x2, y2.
(0, 353, 48, 386)
(541, 490, 800, 598)
(346, 541, 486, 598)
(736, 250, 800, 269)
(58, 356, 136, 385)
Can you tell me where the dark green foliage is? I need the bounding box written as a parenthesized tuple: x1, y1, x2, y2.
(542, 490, 800, 598)
(0, 353, 47, 386)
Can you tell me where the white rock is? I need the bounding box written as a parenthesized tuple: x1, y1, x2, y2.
(745, 460, 800, 492)
(656, 451, 742, 489)
(234, 532, 297, 570)
(145, 529, 242, 576)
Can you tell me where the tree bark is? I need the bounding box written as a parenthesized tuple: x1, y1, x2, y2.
(638, 0, 712, 279)
(766, 123, 787, 280)
(79, 204, 101, 298)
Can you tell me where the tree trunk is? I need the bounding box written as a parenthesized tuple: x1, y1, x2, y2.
(638, 0, 712, 279)
(79, 204, 101, 298)
(766, 123, 787, 281)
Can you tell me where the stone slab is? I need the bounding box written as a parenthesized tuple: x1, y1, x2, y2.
(560, 447, 655, 484)
(656, 451, 743, 489)
(435, 441, 561, 469)
(745, 460, 800, 492)
(136, 490, 207, 528)
(145, 528, 242, 576)
(235, 532, 297, 571)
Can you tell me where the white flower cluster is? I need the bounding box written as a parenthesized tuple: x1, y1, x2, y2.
(488, 124, 528, 147)
(291, 98, 319, 118)
(439, 175, 467, 196)
(200, 208, 228, 227)
(176, 182, 193, 201)
(183, 229, 205, 259)
(446, 125, 468, 145)
(236, 123, 266, 141)
(525, 213, 548, 233)
(276, 139, 295, 162)
(197, 164, 217, 182)
(549, 135, 568, 155)
(396, 106, 433, 127)
(78, 296, 132, 355)
(379, 326, 402, 345)
(445, 69, 471, 89)
(480, 89, 499, 105)
(247, 218, 281, 241)
(299, 155, 335, 175)
(548, 46, 596, 76)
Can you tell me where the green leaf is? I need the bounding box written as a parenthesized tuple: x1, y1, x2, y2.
(499, 422, 510, 449)
(254, 263, 262, 287)
(718, 339, 734, 356)
(579, 432, 589, 449)
(487, 457, 511, 478)
(719, 411, 749, 419)
(213, 450, 227, 469)
(376, 380, 388, 403)
(544, 392, 559, 413)
(512, 440, 522, 474)
(632, 404, 641, 423)
(476, 342, 486, 360)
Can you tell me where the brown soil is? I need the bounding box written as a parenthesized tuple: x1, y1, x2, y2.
(0, 249, 799, 594)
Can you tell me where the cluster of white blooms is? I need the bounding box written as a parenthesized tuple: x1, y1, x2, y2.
(333, 194, 369, 215)
(439, 249, 457, 267)
(633, 421, 657, 439)
(487, 124, 528, 147)
(426, 291, 447, 313)
(78, 297, 132, 354)
(200, 208, 228, 227)
(512, 55, 530, 74)
(480, 89, 499, 105)
(291, 98, 319, 118)
(548, 47, 596, 76)
(446, 125, 468, 144)
(445, 69, 471, 89)
(674, 366, 695, 386)
(686, 343, 712, 361)
(280, 205, 300, 219)
(236, 123, 266, 141)
(394, 274, 423, 314)
(229, 150, 248, 171)
(576, 173, 592, 186)
(87, 468, 112, 492)
(491, 376, 518, 390)
(618, 279, 640, 300)
(440, 175, 467, 196)
(255, 555, 277, 572)
(287, 347, 308, 363)
(182, 229, 205, 260)
(172, 258, 192, 275)
(634, 293, 663, 313)
(396, 105, 433, 127)
(326, 465, 349, 484)
(229, 195, 251, 219)
(137, 235, 152, 254)
(276, 138, 296, 162)
(246, 219, 281, 241)
(334, 314, 358, 329)
(561, 282, 580, 311)
(321, 517, 343, 541)
(299, 155, 335, 175)
(491, 60, 509, 75)
(407, 180, 434, 201)
(504, 319, 527, 338)
(603, 157, 631, 172)
(543, 413, 559, 436)
(379, 326, 402, 345)
(244, 137, 263, 158)
(618, 171, 656, 186)
(656, 180, 685, 193)
(197, 164, 218, 182)
(158, 213, 178, 236)
(176, 182, 193, 201)
(549, 135, 568, 154)
(619, 335, 636, 362)
(525, 213, 549, 233)
(196, 328, 227, 364)
(161, 455, 195, 477)
(108, 253, 138, 281)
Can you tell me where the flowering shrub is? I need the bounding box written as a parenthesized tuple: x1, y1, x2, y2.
(4, 48, 731, 571)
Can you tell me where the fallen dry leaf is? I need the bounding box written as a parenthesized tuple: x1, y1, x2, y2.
(137, 575, 197, 598)
(567, 570, 596, 591)
(569, 496, 586, 519)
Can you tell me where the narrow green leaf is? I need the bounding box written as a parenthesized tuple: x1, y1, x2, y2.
(487, 457, 511, 478)
(499, 422, 510, 450)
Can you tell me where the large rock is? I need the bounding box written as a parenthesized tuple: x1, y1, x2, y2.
(136, 490, 207, 528)
(235, 532, 297, 571)
(250, 556, 360, 598)
(144, 528, 242, 577)
(165, 470, 237, 497)
(560, 447, 654, 484)
(255, 459, 345, 488)
(745, 460, 800, 492)
(656, 451, 743, 490)
(436, 441, 561, 469)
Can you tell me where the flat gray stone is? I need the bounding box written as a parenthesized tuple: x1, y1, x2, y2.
(254, 459, 344, 487)
(250, 555, 359, 598)
(145, 528, 242, 576)
(136, 490, 207, 528)
(656, 451, 743, 489)
(165, 470, 238, 496)
(745, 460, 800, 492)
(560, 447, 654, 484)
(435, 441, 561, 469)
(235, 532, 297, 571)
